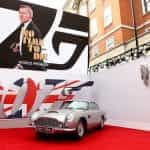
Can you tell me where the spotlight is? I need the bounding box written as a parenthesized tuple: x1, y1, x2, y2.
(93, 65, 99, 72)
(125, 55, 130, 61)
(88, 67, 91, 73)
(137, 47, 144, 56)
(124, 51, 131, 62)
(108, 59, 113, 66)
(112, 58, 116, 66)
(145, 46, 150, 52)
(134, 49, 138, 58)
(131, 48, 138, 60)
(120, 55, 126, 62)
(100, 63, 104, 69)
(106, 60, 110, 68)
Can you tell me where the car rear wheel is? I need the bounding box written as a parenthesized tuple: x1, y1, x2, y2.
(97, 117, 104, 129)
(75, 120, 85, 139)
(100, 118, 104, 128)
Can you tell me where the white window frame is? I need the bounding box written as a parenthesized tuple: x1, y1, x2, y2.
(90, 18, 98, 38)
(106, 36, 115, 50)
(90, 46, 100, 58)
(104, 6, 112, 27)
(79, 0, 88, 16)
(141, 0, 150, 14)
(89, 0, 96, 13)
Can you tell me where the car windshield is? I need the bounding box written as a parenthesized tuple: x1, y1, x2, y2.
(61, 101, 88, 110)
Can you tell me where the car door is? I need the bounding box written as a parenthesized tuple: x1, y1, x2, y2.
(88, 102, 101, 128)
(85, 102, 98, 129)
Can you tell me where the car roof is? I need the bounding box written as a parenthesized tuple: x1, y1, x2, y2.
(62, 100, 97, 104)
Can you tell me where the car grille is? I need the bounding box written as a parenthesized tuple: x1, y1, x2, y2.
(34, 117, 63, 128)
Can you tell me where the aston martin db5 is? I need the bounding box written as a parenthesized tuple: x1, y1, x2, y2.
(31, 100, 106, 138)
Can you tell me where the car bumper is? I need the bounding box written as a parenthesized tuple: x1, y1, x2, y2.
(35, 126, 76, 134)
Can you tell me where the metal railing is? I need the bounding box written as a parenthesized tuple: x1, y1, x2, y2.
(89, 42, 150, 73)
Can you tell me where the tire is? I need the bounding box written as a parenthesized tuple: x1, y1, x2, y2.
(100, 118, 104, 128)
(36, 131, 47, 138)
(97, 117, 104, 129)
(75, 120, 85, 139)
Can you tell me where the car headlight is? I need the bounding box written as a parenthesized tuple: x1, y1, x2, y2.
(31, 112, 39, 121)
(66, 113, 74, 122)
(58, 123, 63, 128)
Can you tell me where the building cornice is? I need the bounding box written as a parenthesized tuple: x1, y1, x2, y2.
(137, 20, 150, 30)
(90, 21, 150, 48)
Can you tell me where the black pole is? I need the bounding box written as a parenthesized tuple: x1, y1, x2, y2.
(131, 0, 139, 55)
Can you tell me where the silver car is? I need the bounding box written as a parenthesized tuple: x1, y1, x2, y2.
(31, 100, 106, 138)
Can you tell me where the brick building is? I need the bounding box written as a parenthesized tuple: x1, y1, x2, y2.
(89, 0, 150, 71)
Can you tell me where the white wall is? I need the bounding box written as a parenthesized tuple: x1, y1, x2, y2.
(90, 56, 150, 131)
(0, 69, 90, 91)
(0, 69, 91, 128)
(0, 118, 30, 128)
(2, 56, 150, 131)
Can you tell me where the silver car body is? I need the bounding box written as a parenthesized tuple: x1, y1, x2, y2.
(31, 100, 106, 135)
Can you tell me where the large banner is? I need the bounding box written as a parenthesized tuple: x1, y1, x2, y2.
(0, 77, 93, 119)
(0, 0, 89, 71)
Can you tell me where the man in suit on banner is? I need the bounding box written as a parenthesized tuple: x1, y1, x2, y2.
(11, 5, 43, 69)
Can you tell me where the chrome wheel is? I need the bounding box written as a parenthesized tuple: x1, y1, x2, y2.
(100, 118, 104, 128)
(76, 121, 85, 138)
(97, 117, 105, 129)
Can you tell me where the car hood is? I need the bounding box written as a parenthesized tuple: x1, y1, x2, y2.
(38, 109, 79, 122)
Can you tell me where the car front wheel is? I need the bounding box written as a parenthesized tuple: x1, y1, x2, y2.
(36, 131, 46, 137)
(75, 120, 85, 139)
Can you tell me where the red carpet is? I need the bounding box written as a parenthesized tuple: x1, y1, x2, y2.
(0, 126, 150, 150)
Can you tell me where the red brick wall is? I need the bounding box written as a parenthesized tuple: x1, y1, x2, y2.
(90, 0, 150, 56)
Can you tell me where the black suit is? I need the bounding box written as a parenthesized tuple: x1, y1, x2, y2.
(12, 21, 43, 69)
(20, 21, 42, 62)
(0, 21, 44, 70)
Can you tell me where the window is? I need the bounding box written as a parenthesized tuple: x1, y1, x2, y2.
(106, 37, 115, 50)
(61, 101, 89, 110)
(89, 102, 99, 110)
(90, 46, 100, 58)
(72, 0, 81, 10)
(90, 18, 98, 38)
(142, 0, 150, 14)
(104, 6, 112, 27)
(89, 0, 96, 13)
(79, 1, 88, 16)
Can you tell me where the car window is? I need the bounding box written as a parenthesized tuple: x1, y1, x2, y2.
(89, 102, 99, 110)
(50, 101, 64, 110)
(61, 101, 88, 110)
(60, 101, 72, 109)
